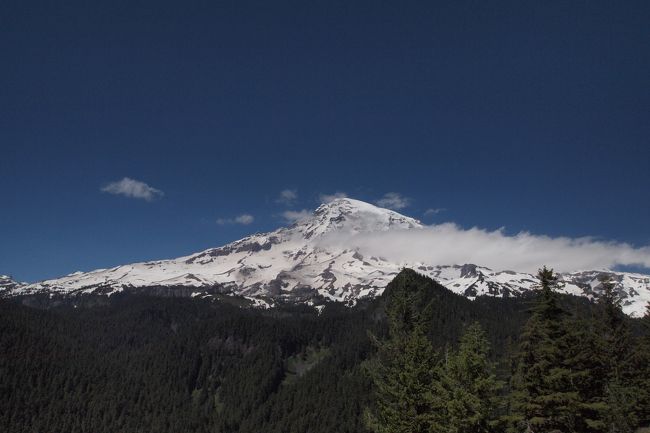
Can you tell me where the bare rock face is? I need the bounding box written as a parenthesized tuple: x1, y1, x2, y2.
(5, 198, 650, 316)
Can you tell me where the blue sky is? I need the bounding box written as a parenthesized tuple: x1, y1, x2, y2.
(1, 0, 649, 282)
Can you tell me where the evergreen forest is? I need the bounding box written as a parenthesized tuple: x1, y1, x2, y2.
(1, 269, 648, 433)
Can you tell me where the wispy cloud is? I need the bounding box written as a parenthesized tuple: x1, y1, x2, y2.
(424, 208, 446, 216)
(281, 209, 312, 224)
(276, 189, 298, 205)
(216, 214, 255, 225)
(319, 192, 348, 203)
(101, 177, 163, 201)
(317, 223, 650, 274)
(375, 192, 410, 210)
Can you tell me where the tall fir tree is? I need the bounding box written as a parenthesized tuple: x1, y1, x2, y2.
(441, 321, 504, 433)
(561, 312, 608, 432)
(629, 303, 650, 427)
(365, 273, 445, 433)
(597, 275, 632, 372)
(507, 267, 580, 433)
(596, 275, 639, 432)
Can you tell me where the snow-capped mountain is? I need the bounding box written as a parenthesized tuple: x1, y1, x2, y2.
(4, 199, 650, 316)
(0, 275, 25, 295)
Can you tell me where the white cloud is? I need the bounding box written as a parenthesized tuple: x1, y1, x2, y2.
(375, 192, 410, 210)
(235, 214, 255, 225)
(319, 192, 348, 203)
(424, 208, 446, 216)
(276, 189, 298, 205)
(216, 214, 255, 225)
(281, 209, 312, 224)
(101, 177, 163, 201)
(317, 223, 650, 274)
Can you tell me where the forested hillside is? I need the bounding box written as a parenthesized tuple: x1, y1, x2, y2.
(1, 270, 647, 433)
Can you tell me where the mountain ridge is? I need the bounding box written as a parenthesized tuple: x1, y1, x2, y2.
(4, 198, 650, 316)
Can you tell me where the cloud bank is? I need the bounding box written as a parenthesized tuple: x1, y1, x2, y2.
(101, 177, 163, 201)
(318, 223, 650, 274)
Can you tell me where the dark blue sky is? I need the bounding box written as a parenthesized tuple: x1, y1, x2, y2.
(2, 0, 649, 282)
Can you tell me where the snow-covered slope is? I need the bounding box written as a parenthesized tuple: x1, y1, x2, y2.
(0, 275, 26, 296)
(421, 264, 650, 317)
(6, 199, 650, 316)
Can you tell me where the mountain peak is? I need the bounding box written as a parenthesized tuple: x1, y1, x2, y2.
(293, 198, 422, 239)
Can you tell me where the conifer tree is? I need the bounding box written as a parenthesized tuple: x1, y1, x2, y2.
(442, 321, 503, 433)
(598, 275, 631, 370)
(596, 275, 639, 432)
(508, 267, 580, 432)
(629, 303, 650, 427)
(561, 312, 608, 432)
(365, 274, 444, 433)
